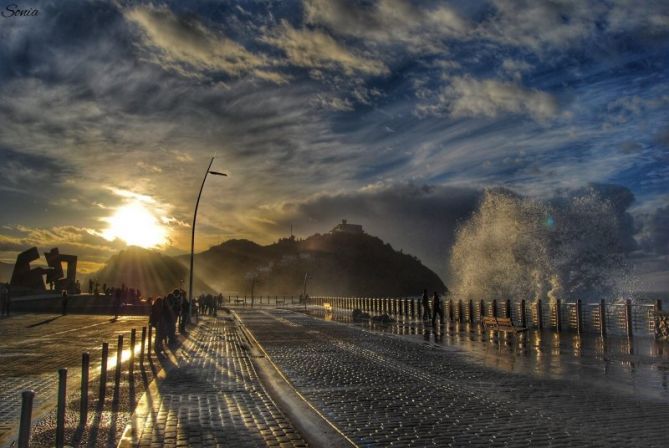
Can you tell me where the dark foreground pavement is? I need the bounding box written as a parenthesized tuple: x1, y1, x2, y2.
(235, 308, 669, 447)
(119, 315, 307, 448)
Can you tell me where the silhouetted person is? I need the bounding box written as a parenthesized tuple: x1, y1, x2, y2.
(113, 288, 122, 319)
(432, 291, 443, 326)
(164, 293, 178, 345)
(180, 294, 190, 334)
(61, 290, 68, 315)
(150, 297, 165, 353)
(0, 283, 9, 317)
(88, 279, 93, 294)
(422, 289, 430, 321)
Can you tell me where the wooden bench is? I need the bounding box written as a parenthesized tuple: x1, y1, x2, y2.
(482, 316, 527, 333)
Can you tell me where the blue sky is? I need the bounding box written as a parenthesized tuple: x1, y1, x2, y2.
(0, 0, 668, 279)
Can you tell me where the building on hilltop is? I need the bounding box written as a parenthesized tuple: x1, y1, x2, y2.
(331, 219, 364, 235)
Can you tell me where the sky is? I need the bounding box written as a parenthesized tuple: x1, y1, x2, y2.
(0, 0, 668, 282)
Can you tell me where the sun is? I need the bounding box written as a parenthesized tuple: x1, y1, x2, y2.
(103, 201, 168, 248)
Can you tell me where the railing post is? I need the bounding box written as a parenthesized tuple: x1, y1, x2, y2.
(599, 299, 607, 338)
(520, 299, 527, 328)
(625, 299, 633, 338)
(114, 335, 123, 397)
(80, 352, 90, 425)
(505, 299, 512, 320)
(468, 300, 474, 324)
(479, 300, 485, 323)
(99, 342, 109, 399)
(411, 298, 415, 318)
(555, 299, 562, 332)
(457, 300, 463, 323)
(576, 299, 583, 335)
(56, 368, 67, 448)
(448, 299, 454, 322)
(492, 299, 498, 318)
(18, 390, 35, 448)
(147, 325, 152, 356)
(140, 327, 146, 365)
(129, 328, 136, 377)
(536, 300, 543, 329)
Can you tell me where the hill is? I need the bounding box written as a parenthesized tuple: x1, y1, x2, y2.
(181, 231, 445, 297)
(94, 246, 211, 297)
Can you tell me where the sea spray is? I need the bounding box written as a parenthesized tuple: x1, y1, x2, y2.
(450, 188, 631, 304)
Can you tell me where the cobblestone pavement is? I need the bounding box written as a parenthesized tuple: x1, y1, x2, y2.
(0, 313, 148, 446)
(236, 308, 669, 447)
(124, 314, 307, 448)
(307, 307, 669, 400)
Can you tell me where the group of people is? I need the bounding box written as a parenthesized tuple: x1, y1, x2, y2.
(196, 293, 222, 317)
(421, 287, 450, 326)
(148, 289, 190, 353)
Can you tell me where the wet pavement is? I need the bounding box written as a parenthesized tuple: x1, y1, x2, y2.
(120, 314, 307, 448)
(0, 313, 149, 447)
(310, 307, 669, 401)
(236, 307, 669, 447)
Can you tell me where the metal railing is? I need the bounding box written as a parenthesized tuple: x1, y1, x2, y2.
(308, 296, 664, 338)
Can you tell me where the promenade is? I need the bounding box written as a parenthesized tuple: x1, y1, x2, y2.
(234, 307, 669, 447)
(3, 307, 669, 447)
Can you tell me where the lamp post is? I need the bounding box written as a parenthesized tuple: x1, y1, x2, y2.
(188, 157, 227, 323)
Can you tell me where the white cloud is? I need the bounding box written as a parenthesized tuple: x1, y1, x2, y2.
(425, 76, 559, 121)
(263, 21, 389, 76)
(304, 0, 468, 53)
(125, 5, 285, 82)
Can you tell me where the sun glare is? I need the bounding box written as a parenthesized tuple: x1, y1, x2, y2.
(103, 201, 168, 248)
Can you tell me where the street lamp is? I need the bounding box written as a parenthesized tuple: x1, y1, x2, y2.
(188, 157, 227, 323)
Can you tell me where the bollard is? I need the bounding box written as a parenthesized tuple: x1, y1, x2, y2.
(576, 299, 583, 335)
(56, 368, 67, 448)
(99, 342, 109, 399)
(625, 299, 633, 338)
(129, 329, 136, 377)
(18, 390, 35, 448)
(80, 353, 90, 425)
(520, 299, 527, 328)
(536, 300, 543, 329)
(599, 299, 607, 338)
(147, 325, 153, 356)
(114, 335, 123, 396)
(140, 327, 146, 365)
(555, 299, 562, 332)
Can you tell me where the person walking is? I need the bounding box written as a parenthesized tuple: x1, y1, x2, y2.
(0, 283, 8, 317)
(421, 289, 430, 321)
(432, 291, 444, 326)
(61, 290, 69, 315)
(113, 288, 122, 319)
(149, 297, 165, 354)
